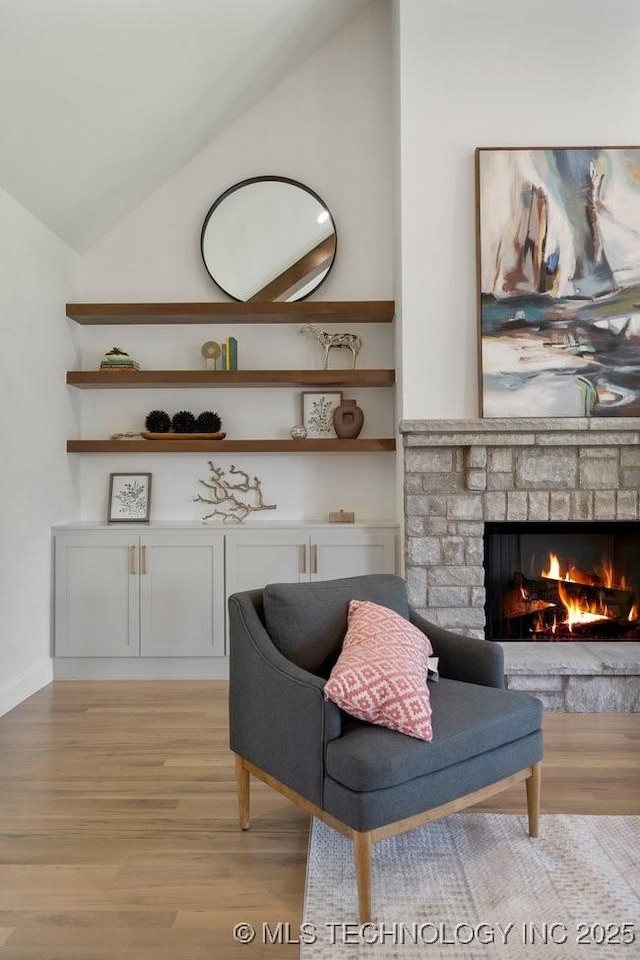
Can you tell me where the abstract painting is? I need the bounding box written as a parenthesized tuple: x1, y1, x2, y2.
(476, 147, 640, 417)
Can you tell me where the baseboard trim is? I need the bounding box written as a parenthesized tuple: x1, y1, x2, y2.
(53, 657, 230, 680)
(0, 658, 53, 717)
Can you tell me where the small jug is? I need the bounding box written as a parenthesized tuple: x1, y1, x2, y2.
(333, 398, 364, 439)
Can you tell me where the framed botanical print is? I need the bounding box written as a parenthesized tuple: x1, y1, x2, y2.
(476, 146, 640, 417)
(107, 473, 152, 522)
(301, 391, 342, 438)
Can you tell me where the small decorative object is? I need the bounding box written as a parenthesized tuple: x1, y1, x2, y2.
(300, 323, 361, 369)
(225, 336, 238, 370)
(301, 391, 343, 438)
(145, 410, 171, 433)
(195, 462, 276, 523)
(107, 473, 151, 523)
(172, 410, 197, 433)
(329, 510, 355, 523)
(290, 424, 308, 440)
(100, 346, 139, 371)
(141, 410, 226, 441)
(195, 411, 222, 433)
(201, 340, 221, 370)
(332, 397, 364, 439)
(141, 430, 226, 441)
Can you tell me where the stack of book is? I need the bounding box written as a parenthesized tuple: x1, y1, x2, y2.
(100, 348, 140, 371)
(220, 337, 238, 371)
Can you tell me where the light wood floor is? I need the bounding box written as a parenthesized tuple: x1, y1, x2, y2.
(0, 682, 638, 959)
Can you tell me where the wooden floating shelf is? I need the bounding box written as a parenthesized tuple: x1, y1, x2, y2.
(66, 369, 395, 389)
(65, 300, 395, 325)
(66, 439, 397, 454)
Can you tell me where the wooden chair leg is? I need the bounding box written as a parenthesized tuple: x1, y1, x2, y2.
(526, 762, 541, 838)
(352, 830, 372, 923)
(235, 754, 250, 830)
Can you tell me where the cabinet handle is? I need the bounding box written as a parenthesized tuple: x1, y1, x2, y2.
(311, 544, 318, 575)
(140, 544, 147, 574)
(128, 545, 136, 575)
(299, 544, 307, 575)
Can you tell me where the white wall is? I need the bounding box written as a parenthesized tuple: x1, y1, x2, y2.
(396, 0, 640, 420)
(77, 0, 396, 524)
(0, 187, 79, 716)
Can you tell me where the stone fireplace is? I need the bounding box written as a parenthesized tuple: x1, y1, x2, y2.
(401, 418, 640, 711)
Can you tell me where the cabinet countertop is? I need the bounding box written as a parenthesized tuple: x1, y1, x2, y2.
(52, 520, 399, 532)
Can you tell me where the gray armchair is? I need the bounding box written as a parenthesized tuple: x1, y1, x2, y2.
(228, 574, 542, 922)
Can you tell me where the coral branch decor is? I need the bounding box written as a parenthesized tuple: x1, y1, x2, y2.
(195, 463, 276, 523)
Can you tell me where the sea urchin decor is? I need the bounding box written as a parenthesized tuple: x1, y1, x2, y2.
(172, 410, 197, 433)
(142, 410, 224, 439)
(195, 411, 222, 433)
(145, 410, 172, 433)
(194, 463, 276, 523)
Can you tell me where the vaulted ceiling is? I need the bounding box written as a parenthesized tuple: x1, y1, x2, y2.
(0, 0, 372, 251)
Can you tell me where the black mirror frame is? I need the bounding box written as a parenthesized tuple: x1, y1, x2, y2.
(200, 175, 337, 302)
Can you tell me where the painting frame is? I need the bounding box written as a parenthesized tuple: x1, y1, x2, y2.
(476, 145, 640, 418)
(107, 472, 152, 523)
(301, 391, 343, 438)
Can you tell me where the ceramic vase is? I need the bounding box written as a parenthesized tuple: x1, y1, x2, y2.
(333, 398, 364, 439)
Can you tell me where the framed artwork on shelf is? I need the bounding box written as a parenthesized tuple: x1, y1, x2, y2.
(476, 146, 640, 417)
(301, 391, 343, 438)
(107, 473, 152, 523)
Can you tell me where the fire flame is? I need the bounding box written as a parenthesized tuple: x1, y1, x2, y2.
(541, 553, 627, 589)
(597, 561, 627, 590)
(533, 552, 637, 637)
(541, 553, 562, 580)
(557, 582, 609, 632)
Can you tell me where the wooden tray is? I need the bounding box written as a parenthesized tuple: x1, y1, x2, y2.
(141, 431, 226, 441)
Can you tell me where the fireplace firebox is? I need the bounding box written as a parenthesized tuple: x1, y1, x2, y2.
(484, 522, 640, 641)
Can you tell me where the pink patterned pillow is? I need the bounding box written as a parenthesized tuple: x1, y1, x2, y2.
(324, 599, 433, 741)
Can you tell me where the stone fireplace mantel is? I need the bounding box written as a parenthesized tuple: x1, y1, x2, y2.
(400, 418, 640, 711)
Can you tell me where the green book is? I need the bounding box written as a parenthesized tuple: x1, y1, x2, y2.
(226, 336, 238, 371)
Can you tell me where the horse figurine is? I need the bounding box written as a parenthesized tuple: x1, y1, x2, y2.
(300, 323, 362, 369)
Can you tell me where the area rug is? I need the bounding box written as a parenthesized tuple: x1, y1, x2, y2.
(301, 814, 639, 959)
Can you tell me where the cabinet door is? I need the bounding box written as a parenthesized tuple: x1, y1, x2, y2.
(55, 534, 139, 657)
(225, 529, 308, 596)
(310, 528, 397, 582)
(139, 532, 224, 657)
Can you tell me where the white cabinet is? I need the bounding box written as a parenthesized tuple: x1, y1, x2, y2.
(54, 523, 397, 672)
(55, 533, 139, 657)
(225, 526, 397, 596)
(55, 530, 224, 658)
(139, 532, 224, 657)
(310, 528, 397, 581)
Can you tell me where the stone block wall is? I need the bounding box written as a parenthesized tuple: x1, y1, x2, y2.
(401, 418, 640, 638)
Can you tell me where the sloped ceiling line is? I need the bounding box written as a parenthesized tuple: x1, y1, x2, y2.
(0, 0, 372, 252)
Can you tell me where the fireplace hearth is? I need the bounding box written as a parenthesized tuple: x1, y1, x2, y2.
(401, 418, 640, 711)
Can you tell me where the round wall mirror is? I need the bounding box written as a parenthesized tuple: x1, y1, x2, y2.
(200, 176, 337, 302)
